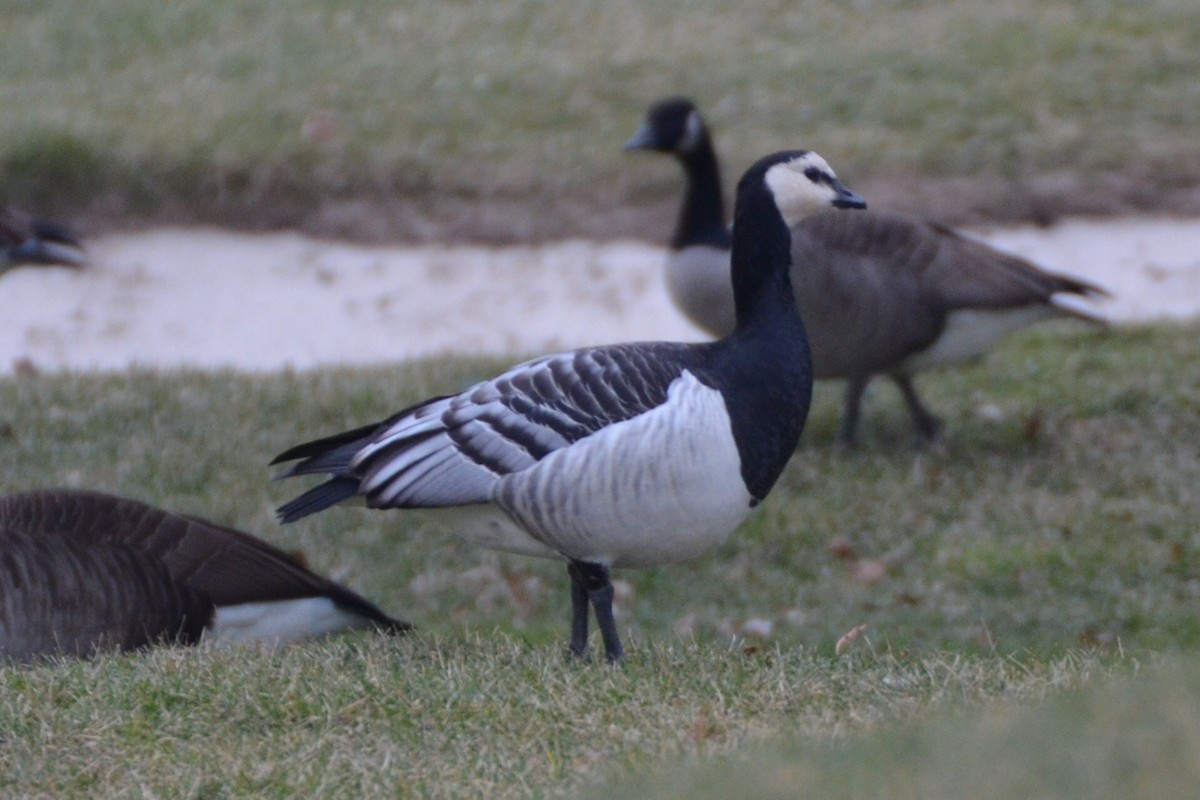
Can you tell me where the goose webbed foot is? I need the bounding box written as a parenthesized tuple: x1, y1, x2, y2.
(566, 561, 625, 664)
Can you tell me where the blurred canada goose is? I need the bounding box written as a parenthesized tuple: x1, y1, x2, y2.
(625, 97, 1109, 445)
(0, 488, 409, 663)
(273, 150, 866, 663)
(0, 206, 86, 273)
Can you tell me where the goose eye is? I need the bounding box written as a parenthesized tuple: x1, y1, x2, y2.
(804, 167, 823, 183)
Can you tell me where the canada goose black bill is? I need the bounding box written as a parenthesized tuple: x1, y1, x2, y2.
(0, 206, 86, 273)
(626, 96, 1110, 446)
(273, 150, 864, 663)
(0, 489, 409, 663)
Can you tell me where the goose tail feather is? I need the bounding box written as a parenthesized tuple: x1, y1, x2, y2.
(276, 478, 361, 523)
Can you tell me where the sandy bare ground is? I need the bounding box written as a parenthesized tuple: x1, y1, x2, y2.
(1, 216, 1197, 374)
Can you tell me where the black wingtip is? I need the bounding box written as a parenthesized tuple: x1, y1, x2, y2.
(271, 418, 390, 468)
(276, 478, 362, 524)
(271, 442, 314, 467)
(376, 616, 417, 635)
(327, 586, 415, 635)
(1066, 275, 1113, 300)
(270, 442, 310, 467)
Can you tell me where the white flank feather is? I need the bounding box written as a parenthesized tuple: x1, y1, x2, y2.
(495, 371, 754, 568)
(209, 597, 372, 646)
(900, 306, 1060, 372)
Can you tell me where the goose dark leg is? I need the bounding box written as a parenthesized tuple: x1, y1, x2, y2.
(891, 374, 942, 443)
(837, 375, 871, 447)
(591, 582, 624, 663)
(566, 561, 625, 663)
(568, 566, 590, 658)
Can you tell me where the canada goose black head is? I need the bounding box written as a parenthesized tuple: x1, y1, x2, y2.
(624, 96, 707, 156)
(626, 97, 729, 251)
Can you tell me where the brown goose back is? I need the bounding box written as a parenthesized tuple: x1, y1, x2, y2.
(791, 210, 1108, 379)
(0, 489, 408, 662)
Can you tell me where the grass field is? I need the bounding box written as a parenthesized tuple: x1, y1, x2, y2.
(2, 0, 1199, 237)
(1, 322, 1198, 796)
(594, 655, 1200, 800)
(2, 0, 1199, 795)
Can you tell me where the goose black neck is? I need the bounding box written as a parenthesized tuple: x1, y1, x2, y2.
(672, 134, 731, 250)
(729, 188, 798, 334)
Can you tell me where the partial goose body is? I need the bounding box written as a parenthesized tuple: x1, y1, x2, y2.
(274, 150, 866, 662)
(0, 489, 408, 663)
(626, 96, 1109, 445)
(0, 206, 86, 273)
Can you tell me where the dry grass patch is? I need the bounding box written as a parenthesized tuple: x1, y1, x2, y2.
(0, 638, 1125, 798)
(0, 322, 1196, 795)
(595, 654, 1200, 800)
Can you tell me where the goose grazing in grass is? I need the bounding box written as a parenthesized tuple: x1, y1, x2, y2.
(625, 96, 1109, 446)
(273, 150, 866, 663)
(0, 488, 409, 663)
(0, 206, 86, 274)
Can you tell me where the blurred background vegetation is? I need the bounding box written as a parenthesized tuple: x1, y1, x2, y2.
(2, 0, 1198, 240)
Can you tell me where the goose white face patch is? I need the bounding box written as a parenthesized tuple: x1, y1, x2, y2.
(765, 153, 843, 227)
(680, 110, 705, 152)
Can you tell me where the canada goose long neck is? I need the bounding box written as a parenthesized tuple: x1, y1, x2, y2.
(729, 186, 799, 337)
(673, 134, 730, 250)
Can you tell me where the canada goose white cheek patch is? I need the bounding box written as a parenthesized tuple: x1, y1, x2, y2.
(681, 110, 705, 151)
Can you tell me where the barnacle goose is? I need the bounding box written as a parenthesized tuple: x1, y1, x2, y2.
(0, 489, 408, 663)
(273, 150, 866, 662)
(626, 97, 1109, 445)
(0, 206, 86, 273)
